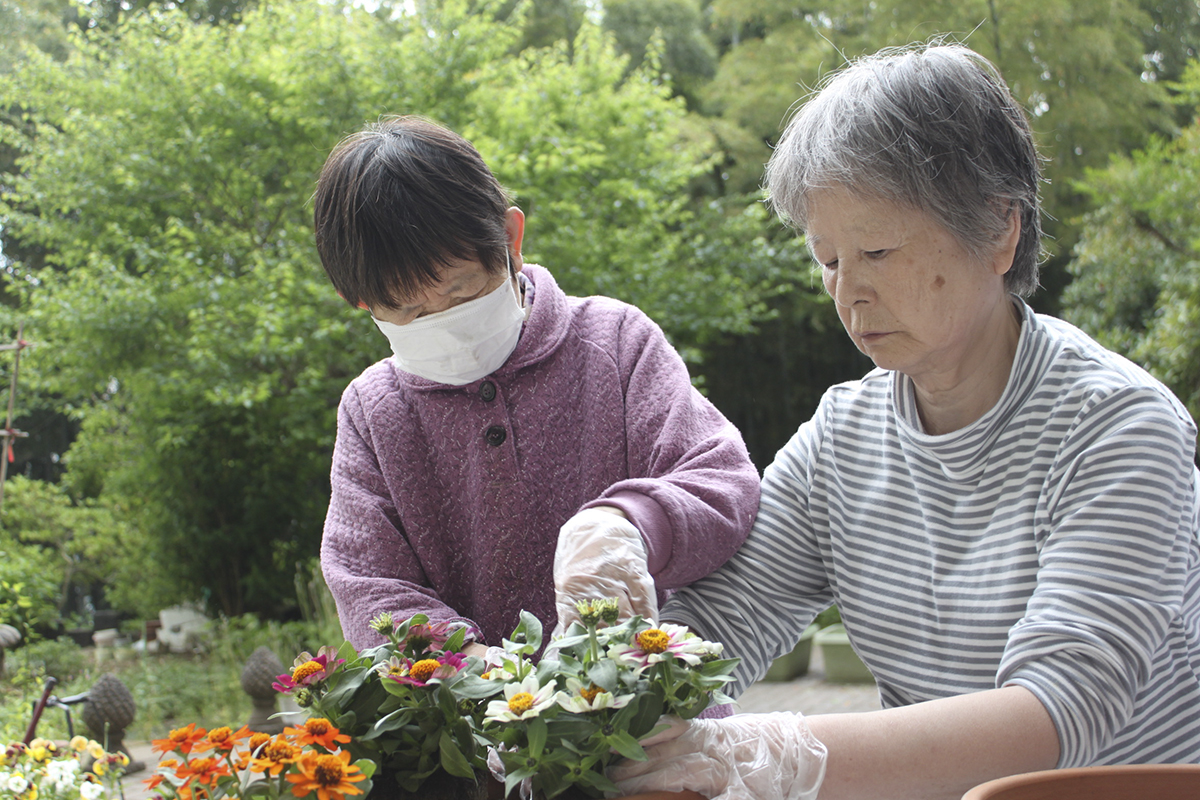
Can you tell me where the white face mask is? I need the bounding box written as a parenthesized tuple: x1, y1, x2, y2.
(372, 258, 525, 386)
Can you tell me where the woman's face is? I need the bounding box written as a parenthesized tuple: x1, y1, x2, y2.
(806, 187, 1015, 385)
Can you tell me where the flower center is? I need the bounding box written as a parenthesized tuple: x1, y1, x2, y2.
(409, 659, 440, 682)
(292, 660, 324, 682)
(637, 629, 671, 654)
(508, 692, 535, 714)
(189, 757, 217, 774)
(248, 733, 271, 753)
(579, 684, 603, 703)
(168, 727, 192, 744)
(264, 740, 298, 762)
(304, 718, 332, 736)
(313, 754, 346, 786)
(207, 727, 232, 744)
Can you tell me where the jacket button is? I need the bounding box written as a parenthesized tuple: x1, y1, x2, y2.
(485, 425, 507, 447)
(479, 381, 496, 402)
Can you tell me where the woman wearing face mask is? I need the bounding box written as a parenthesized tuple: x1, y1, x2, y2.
(311, 116, 758, 661)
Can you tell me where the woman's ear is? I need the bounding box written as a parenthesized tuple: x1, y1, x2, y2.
(505, 207, 526, 271)
(992, 206, 1021, 277)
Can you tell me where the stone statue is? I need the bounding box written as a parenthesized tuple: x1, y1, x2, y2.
(241, 646, 285, 734)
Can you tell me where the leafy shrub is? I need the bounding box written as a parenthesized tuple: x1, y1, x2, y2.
(0, 545, 62, 639)
(15, 636, 89, 683)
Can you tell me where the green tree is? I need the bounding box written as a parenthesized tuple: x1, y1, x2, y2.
(1062, 59, 1200, 428)
(0, 0, 772, 616)
(601, 0, 718, 107)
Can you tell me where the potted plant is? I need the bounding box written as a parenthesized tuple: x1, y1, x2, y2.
(813, 624, 874, 684)
(762, 623, 820, 682)
(481, 599, 738, 799)
(257, 601, 738, 800)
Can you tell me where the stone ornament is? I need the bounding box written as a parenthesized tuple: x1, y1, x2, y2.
(241, 645, 285, 734)
(81, 673, 144, 772)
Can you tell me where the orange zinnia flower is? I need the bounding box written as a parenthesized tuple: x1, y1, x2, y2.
(243, 732, 272, 758)
(284, 718, 351, 751)
(174, 756, 230, 787)
(249, 736, 302, 777)
(196, 724, 252, 753)
(285, 750, 366, 800)
(153, 723, 208, 755)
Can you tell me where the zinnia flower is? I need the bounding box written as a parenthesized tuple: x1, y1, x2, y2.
(249, 736, 301, 776)
(274, 647, 345, 693)
(285, 750, 367, 800)
(379, 652, 466, 687)
(285, 718, 351, 751)
(398, 620, 465, 653)
(195, 724, 251, 753)
(484, 675, 558, 724)
(554, 677, 634, 714)
(608, 623, 721, 668)
(152, 723, 208, 755)
(174, 755, 229, 787)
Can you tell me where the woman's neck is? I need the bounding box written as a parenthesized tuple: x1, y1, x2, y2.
(913, 299, 1023, 435)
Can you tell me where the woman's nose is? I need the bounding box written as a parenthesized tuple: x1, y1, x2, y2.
(828, 259, 873, 308)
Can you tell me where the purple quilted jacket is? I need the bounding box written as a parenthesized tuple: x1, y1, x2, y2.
(320, 265, 759, 649)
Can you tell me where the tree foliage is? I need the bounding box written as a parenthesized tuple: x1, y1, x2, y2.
(1063, 59, 1200, 427)
(0, 0, 775, 616)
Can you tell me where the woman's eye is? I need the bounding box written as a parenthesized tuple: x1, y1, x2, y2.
(821, 258, 839, 269)
(864, 249, 888, 259)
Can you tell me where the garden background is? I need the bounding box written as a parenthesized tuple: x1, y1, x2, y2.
(0, 0, 1198, 741)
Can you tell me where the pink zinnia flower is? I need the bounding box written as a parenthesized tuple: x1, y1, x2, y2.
(272, 646, 344, 693)
(378, 652, 466, 687)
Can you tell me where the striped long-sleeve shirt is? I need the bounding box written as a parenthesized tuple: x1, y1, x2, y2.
(666, 299, 1200, 767)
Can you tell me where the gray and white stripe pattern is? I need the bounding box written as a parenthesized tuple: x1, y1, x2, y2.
(667, 300, 1200, 767)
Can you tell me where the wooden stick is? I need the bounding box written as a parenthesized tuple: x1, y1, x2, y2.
(0, 322, 25, 508)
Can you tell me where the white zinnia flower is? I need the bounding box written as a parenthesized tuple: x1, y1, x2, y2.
(608, 623, 720, 668)
(554, 677, 634, 713)
(484, 674, 557, 723)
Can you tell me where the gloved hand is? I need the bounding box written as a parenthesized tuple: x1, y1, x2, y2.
(610, 712, 828, 800)
(553, 507, 658, 636)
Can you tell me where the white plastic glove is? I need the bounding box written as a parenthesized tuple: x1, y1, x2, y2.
(553, 507, 658, 636)
(609, 713, 828, 800)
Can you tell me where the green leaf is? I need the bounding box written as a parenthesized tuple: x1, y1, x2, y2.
(454, 674, 507, 699)
(438, 729, 474, 778)
(605, 729, 647, 761)
(506, 765, 539, 797)
(626, 693, 665, 738)
(443, 625, 468, 653)
(527, 716, 548, 757)
(585, 658, 618, 691)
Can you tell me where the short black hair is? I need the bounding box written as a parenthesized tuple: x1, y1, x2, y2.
(314, 116, 512, 310)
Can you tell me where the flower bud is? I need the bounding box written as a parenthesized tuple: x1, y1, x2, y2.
(598, 598, 621, 625)
(369, 612, 395, 635)
(575, 600, 601, 626)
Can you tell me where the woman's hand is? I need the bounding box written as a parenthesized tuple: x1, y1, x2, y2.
(553, 506, 658, 634)
(610, 713, 827, 800)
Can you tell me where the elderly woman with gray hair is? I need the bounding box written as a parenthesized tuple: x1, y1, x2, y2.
(611, 42, 1200, 800)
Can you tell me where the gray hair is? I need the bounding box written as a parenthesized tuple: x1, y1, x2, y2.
(765, 43, 1044, 297)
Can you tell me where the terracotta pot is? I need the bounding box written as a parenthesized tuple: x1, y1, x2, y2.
(961, 764, 1200, 800)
